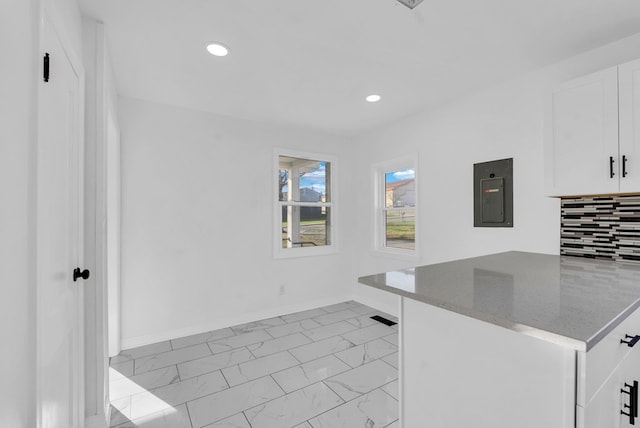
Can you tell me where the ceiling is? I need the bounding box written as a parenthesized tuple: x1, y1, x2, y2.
(79, 0, 640, 136)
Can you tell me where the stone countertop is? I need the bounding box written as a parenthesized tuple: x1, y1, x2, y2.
(358, 251, 640, 352)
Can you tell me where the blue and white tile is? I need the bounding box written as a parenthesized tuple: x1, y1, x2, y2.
(289, 336, 356, 363)
(208, 330, 273, 354)
(381, 379, 399, 400)
(111, 341, 172, 365)
(113, 403, 192, 428)
(222, 351, 300, 387)
(334, 338, 397, 368)
(341, 323, 397, 346)
(231, 317, 286, 334)
(311, 309, 359, 326)
(110, 360, 134, 381)
(244, 381, 343, 428)
(177, 348, 254, 380)
(382, 352, 398, 369)
(134, 344, 211, 375)
(280, 308, 328, 323)
(110, 366, 180, 401)
(382, 333, 399, 347)
(271, 355, 350, 393)
(308, 388, 399, 428)
(203, 413, 251, 428)
(266, 319, 321, 338)
(247, 332, 311, 358)
(187, 376, 285, 427)
(324, 359, 398, 401)
(171, 327, 236, 350)
(301, 321, 358, 342)
(129, 370, 228, 420)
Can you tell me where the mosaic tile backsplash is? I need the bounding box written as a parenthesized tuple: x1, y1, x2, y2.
(561, 195, 640, 262)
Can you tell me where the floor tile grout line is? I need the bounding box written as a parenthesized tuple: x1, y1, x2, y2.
(238, 377, 341, 427)
(132, 348, 216, 376)
(379, 355, 400, 371)
(219, 368, 232, 390)
(184, 398, 195, 428)
(110, 329, 395, 389)
(378, 383, 400, 402)
(208, 336, 394, 391)
(109, 303, 397, 426)
(307, 381, 398, 425)
(109, 303, 383, 363)
(174, 346, 255, 383)
(242, 410, 254, 428)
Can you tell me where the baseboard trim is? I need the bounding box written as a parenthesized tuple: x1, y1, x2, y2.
(120, 294, 353, 350)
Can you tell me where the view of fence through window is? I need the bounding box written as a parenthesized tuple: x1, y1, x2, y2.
(384, 168, 416, 250)
(279, 156, 331, 249)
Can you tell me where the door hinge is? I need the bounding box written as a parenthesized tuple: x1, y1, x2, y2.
(43, 53, 50, 82)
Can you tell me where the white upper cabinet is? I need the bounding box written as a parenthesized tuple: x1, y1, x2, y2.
(545, 67, 619, 196)
(545, 58, 640, 197)
(619, 58, 640, 193)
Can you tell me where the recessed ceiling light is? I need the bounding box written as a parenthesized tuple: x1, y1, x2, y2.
(366, 94, 381, 103)
(206, 42, 230, 57)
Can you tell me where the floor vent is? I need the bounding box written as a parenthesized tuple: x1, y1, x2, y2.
(370, 315, 397, 326)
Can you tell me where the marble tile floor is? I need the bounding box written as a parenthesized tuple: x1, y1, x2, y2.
(109, 300, 400, 428)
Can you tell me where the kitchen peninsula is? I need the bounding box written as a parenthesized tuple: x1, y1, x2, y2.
(359, 251, 640, 428)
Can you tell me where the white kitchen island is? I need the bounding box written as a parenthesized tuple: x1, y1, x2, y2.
(358, 251, 640, 428)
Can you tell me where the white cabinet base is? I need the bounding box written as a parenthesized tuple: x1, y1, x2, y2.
(401, 297, 576, 428)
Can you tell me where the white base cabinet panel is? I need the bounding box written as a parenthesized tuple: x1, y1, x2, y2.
(401, 297, 576, 428)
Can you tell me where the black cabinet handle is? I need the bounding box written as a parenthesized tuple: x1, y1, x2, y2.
(610, 156, 616, 178)
(73, 267, 90, 282)
(623, 155, 629, 178)
(621, 335, 640, 348)
(622, 380, 639, 425)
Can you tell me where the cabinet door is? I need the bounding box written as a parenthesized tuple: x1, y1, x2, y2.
(584, 347, 640, 428)
(619, 58, 640, 193)
(545, 67, 619, 196)
(620, 345, 640, 428)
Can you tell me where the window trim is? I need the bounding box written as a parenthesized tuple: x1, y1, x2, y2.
(273, 148, 338, 259)
(373, 155, 419, 259)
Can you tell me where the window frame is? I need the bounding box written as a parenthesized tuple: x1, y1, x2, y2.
(273, 148, 338, 259)
(373, 155, 419, 259)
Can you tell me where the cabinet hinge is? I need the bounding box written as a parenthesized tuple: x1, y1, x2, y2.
(43, 53, 50, 82)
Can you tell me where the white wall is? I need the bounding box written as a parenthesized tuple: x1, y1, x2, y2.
(119, 97, 356, 348)
(351, 32, 640, 313)
(0, 1, 38, 425)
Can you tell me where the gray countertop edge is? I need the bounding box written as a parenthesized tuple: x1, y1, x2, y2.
(358, 275, 640, 353)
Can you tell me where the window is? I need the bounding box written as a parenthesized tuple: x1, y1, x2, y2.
(375, 157, 418, 256)
(275, 150, 336, 257)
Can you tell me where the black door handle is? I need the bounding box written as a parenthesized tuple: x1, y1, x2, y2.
(610, 156, 616, 178)
(73, 267, 90, 282)
(623, 155, 629, 178)
(622, 380, 639, 425)
(622, 335, 640, 348)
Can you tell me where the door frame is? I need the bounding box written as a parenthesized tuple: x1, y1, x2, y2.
(36, 7, 86, 426)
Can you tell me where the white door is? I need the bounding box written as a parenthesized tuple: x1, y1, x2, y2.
(545, 67, 619, 196)
(619, 58, 640, 193)
(36, 15, 84, 428)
